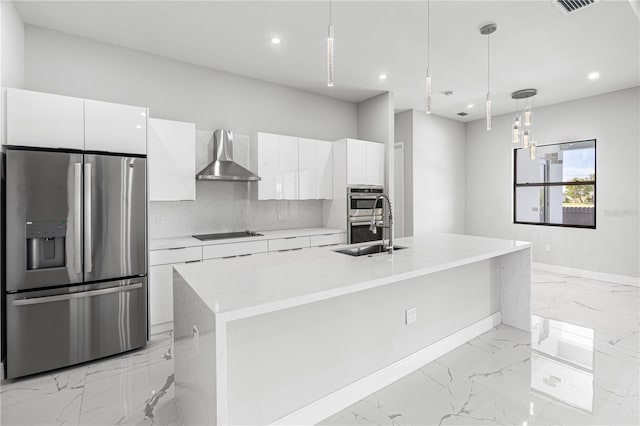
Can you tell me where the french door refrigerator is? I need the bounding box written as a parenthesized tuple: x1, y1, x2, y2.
(2, 147, 148, 379)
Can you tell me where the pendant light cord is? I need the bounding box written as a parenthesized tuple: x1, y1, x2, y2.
(329, 0, 332, 25)
(427, 0, 430, 68)
(487, 32, 490, 93)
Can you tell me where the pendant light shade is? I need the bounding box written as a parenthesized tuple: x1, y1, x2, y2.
(327, 25, 334, 87)
(327, 0, 334, 87)
(522, 129, 530, 149)
(426, 67, 432, 114)
(512, 115, 521, 144)
(480, 23, 497, 131)
(486, 93, 492, 130)
(524, 105, 532, 126)
(530, 140, 537, 160)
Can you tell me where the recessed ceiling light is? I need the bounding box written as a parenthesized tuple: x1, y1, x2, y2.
(588, 71, 600, 80)
(467, 103, 474, 109)
(378, 74, 387, 80)
(270, 37, 281, 45)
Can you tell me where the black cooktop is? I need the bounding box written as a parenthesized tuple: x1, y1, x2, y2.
(192, 230, 263, 241)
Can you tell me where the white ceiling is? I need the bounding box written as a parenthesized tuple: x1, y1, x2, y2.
(14, 0, 640, 122)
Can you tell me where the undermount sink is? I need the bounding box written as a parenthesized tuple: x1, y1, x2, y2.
(333, 243, 408, 257)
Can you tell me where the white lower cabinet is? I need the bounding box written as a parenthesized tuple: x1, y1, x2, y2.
(268, 236, 311, 252)
(202, 240, 269, 260)
(149, 246, 202, 328)
(310, 233, 346, 247)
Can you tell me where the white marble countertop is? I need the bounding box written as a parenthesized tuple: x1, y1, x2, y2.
(174, 233, 531, 321)
(149, 227, 345, 250)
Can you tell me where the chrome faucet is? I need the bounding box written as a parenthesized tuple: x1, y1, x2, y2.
(369, 194, 394, 254)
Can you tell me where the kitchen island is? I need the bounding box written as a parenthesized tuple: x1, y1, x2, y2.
(173, 233, 531, 425)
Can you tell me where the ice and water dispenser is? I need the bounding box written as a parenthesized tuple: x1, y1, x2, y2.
(25, 220, 67, 270)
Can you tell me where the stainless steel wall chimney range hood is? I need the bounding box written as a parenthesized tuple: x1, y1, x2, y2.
(196, 129, 261, 182)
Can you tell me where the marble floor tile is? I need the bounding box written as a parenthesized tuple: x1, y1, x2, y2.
(1, 270, 638, 426)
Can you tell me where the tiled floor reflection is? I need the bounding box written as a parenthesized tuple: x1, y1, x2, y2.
(1, 270, 638, 425)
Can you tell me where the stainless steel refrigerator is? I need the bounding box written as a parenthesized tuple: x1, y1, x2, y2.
(2, 147, 148, 379)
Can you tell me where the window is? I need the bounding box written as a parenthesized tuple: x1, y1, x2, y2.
(514, 139, 596, 228)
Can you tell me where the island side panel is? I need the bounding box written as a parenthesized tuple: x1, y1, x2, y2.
(224, 260, 499, 425)
(493, 247, 532, 331)
(173, 270, 219, 425)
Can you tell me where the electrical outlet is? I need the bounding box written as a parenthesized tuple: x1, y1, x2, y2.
(544, 244, 552, 253)
(278, 212, 284, 221)
(405, 308, 417, 325)
(155, 216, 165, 228)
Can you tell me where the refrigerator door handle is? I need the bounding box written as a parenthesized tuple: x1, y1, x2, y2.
(84, 163, 93, 273)
(11, 282, 143, 306)
(74, 163, 83, 273)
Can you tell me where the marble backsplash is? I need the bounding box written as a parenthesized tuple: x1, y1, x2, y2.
(149, 181, 323, 239)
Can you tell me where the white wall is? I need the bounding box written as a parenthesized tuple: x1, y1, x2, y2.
(1, 0, 24, 89)
(466, 87, 640, 278)
(412, 110, 467, 235)
(394, 110, 414, 236)
(24, 25, 358, 238)
(357, 92, 395, 206)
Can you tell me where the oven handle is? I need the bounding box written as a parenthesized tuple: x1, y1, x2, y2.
(12, 283, 143, 306)
(350, 220, 385, 226)
(349, 194, 383, 200)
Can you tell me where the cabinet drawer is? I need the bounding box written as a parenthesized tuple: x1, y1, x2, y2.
(310, 233, 346, 247)
(268, 236, 311, 252)
(202, 240, 268, 260)
(149, 246, 202, 266)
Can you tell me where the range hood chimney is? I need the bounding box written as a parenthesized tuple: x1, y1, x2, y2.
(196, 130, 261, 182)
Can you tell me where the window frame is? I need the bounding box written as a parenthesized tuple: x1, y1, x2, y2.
(513, 139, 596, 229)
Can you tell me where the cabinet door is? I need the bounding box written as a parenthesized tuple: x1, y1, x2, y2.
(366, 142, 385, 186)
(298, 138, 318, 200)
(257, 133, 279, 200)
(317, 140, 333, 199)
(346, 139, 367, 185)
(279, 135, 299, 200)
(5, 88, 84, 150)
(149, 264, 174, 326)
(148, 118, 196, 201)
(84, 99, 147, 154)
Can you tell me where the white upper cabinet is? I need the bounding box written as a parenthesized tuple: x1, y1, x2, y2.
(4, 88, 84, 150)
(299, 138, 333, 200)
(148, 118, 196, 201)
(256, 132, 298, 200)
(298, 138, 318, 200)
(346, 139, 368, 185)
(365, 141, 385, 186)
(84, 99, 148, 154)
(256, 133, 333, 200)
(346, 139, 384, 186)
(279, 135, 299, 200)
(317, 140, 333, 199)
(257, 132, 280, 200)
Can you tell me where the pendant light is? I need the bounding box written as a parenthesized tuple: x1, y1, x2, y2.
(511, 88, 538, 159)
(480, 23, 497, 131)
(511, 114, 521, 144)
(327, 0, 334, 87)
(425, 0, 432, 114)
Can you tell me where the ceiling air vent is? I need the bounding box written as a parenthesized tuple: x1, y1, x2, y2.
(457, 112, 468, 117)
(554, 0, 599, 15)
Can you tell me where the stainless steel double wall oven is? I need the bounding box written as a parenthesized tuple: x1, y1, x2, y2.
(347, 186, 385, 244)
(2, 147, 148, 379)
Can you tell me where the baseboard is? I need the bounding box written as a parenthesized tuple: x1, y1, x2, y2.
(150, 321, 173, 336)
(272, 312, 502, 426)
(533, 262, 640, 287)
